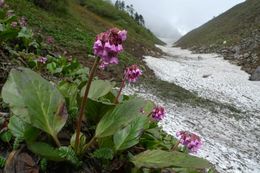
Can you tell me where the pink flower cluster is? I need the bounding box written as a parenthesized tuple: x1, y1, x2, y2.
(47, 36, 54, 44)
(18, 16, 27, 27)
(11, 21, 17, 28)
(176, 131, 202, 153)
(37, 56, 48, 64)
(152, 106, 165, 121)
(93, 28, 127, 69)
(124, 64, 142, 83)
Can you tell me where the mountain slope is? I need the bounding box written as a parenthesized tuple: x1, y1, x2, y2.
(176, 0, 260, 47)
(176, 0, 260, 76)
(8, 0, 163, 78)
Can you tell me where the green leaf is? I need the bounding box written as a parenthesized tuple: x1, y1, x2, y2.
(85, 98, 115, 124)
(114, 116, 148, 151)
(18, 27, 33, 39)
(93, 148, 114, 160)
(95, 98, 147, 138)
(8, 115, 39, 143)
(70, 132, 86, 155)
(142, 100, 155, 114)
(28, 142, 63, 161)
(81, 80, 115, 100)
(46, 62, 57, 73)
(0, 156, 5, 168)
(0, 29, 18, 41)
(97, 136, 114, 149)
(0, 130, 12, 142)
(58, 146, 81, 167)
(141, 127, 178, 150)
(131, 150, 211, 169)
(28, 143, 81, 166)
(2, 68, 68, 140)
(58, 81, 78, 114)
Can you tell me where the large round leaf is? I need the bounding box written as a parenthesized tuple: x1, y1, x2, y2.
(131, 150, 211, 169)
(81, 80, 115, 100)
(85, 98, 115, 124)
(113, 116, 148, 151)
(2, 68, 68, 139)
(95, 98, 147, 138)
(8, 116, 39, 143)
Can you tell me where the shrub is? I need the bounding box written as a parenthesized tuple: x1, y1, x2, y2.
(76, 0, 87, 6)
(30, 0, 68, 14)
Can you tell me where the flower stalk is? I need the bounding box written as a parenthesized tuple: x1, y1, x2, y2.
(171, 141, 180, 151)
(75, 57, 100, 152)
(114, 77, 126, 104)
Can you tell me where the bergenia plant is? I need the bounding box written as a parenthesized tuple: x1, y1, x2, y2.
(75, 28, 127, 152)
(151, 106, 166, 121)
(37, 56, 48, 64)
(93, 28, 127, 69)
(174, 131, 202, 153)
(114, 64, 142, 103)
(46, 36, 54, 44)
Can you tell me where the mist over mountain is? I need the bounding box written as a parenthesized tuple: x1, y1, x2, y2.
(147, 20, 182, 43)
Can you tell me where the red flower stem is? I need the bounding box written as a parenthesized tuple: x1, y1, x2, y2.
(114, 77, 126, 104)
(75, 57, 100, 152)
(171, 141, 180, 151)
(147, 112, 153, 118)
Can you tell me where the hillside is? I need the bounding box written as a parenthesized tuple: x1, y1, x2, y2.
(7, 0, 163, 79)
(176, 0, 260, 78)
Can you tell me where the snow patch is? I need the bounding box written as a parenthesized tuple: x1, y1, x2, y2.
(144, 46, 260, 112)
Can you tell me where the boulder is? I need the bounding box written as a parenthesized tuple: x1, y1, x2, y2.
(250, 66, 260, 81)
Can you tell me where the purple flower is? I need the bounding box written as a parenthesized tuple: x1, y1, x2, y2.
(99, 60, 109, 70)
(176, 131, 202, 153)
(118, 30, 127, 41)
(11, 21, 17, 28)
(151, 106, 165, 121)
(46, 36, 54, 44)
(124, 64, 142, 83)
(93, 28, 127, 69)
(19, 16, 27, 27)
(37, 56, 48, 64)
(0, 0, 5, 8)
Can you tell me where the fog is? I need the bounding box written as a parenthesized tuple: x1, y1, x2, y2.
(111, 0, 245, 41)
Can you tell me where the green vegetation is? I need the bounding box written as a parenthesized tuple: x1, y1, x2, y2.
(29, 0, 69, 14)
(176, 0, 260, 47)
(8, 0, 163, 66)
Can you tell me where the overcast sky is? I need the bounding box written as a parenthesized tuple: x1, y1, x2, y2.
(111, 0, 245, 40)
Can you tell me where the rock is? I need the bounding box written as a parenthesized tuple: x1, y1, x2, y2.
(243, 53, 250, 58)
(197, 56, 203, 60)
(5, 150, 39, 173)
(249, 66, 260, 81)
(232, 46, 240, 54)
(203, 74, 212, 78)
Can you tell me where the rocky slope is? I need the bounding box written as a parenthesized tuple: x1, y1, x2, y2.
(176, 0, 260, 80)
